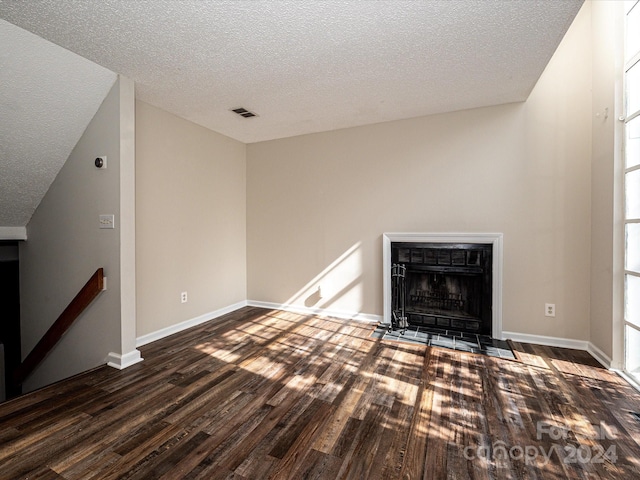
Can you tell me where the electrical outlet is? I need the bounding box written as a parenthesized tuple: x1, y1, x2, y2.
(545, 303, 556, 317)
(181, 291, 188, 303)
(99, 214, 115, 229)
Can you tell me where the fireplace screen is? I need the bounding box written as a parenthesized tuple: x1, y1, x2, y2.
(390, 242, 492, 334)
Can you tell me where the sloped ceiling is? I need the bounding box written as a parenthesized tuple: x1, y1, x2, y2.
(0, 19, 116, 227)
(0, 0, 583, 228)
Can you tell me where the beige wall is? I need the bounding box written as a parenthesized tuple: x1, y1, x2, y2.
(590, 0, 625, 366)
(135, 101, 247, 337)
(519, 1, 592, 340)
(247, 3, 593, 339)
(19, 78, 121, 392)
(13, 1, 622, 391)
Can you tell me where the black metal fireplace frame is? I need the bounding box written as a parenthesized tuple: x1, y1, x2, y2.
(390, 242, 493, 335)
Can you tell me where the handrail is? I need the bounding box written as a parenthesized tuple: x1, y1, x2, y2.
(13, 268, 105, 385)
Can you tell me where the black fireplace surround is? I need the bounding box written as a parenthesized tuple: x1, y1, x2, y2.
(390, 242, 493, 335)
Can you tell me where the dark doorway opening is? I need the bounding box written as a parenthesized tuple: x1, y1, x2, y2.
(0, 242, 22, 400)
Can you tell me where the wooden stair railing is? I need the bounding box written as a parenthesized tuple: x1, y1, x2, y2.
(13, 268, 105, 385)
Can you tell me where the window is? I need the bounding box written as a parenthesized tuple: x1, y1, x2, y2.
(624, 1, 640, 379)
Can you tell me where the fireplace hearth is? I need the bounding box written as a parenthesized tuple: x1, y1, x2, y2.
(383, 233, 503, 338)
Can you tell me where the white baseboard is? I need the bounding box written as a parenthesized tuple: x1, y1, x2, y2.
(136, 300, 248, 347)
(502, 331, 590, 350)
(586, 342, 613, 369)
(132, 300, 618, 372)
(106, 349, 143, 370)
(613, 369, 640, 394)
(247, 300, 382, 324)
(502, 331, 612, 369)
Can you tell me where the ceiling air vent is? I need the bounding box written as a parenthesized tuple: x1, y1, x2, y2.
(231, 107, 258, 118)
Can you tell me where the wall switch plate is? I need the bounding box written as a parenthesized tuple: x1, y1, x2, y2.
(99, 214, 115, 229)
(181, 292, 188, 303)
(545, 303, 556, 317)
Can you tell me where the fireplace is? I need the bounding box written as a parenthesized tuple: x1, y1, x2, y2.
(392, 242, 492, 334)
(383, 233, 503, 338)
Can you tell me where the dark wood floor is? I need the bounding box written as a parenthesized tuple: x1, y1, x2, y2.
(2, 307, 640, 479)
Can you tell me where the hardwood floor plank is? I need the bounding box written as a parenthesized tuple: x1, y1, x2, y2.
(289, 448, 343, 480)
(205, 395, 303, 474)
(372, 343, 423, 479)
(2, 307, 640, 479)
(99, 423, 189, 480)
(267, 401, 335, 479)
(0, 413, 91, 470)
(335, 402, 392, 479)
(111, 426, 192, 480)
(267, 397, 327, 460)
(56, 450, 122, 480)
(231, 397, 325, 478)
(112, 420, 173, 456)
(312, 340, 382, 454)
(0, 426, 20, 446)
(396, 347, 435, 480)
(20, 467, 65, 479)
(0, 381, 102, 430)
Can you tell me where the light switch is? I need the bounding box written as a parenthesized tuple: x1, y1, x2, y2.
(99, 214, 115, 229)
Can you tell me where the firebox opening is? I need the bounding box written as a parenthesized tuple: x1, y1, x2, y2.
(391, 242, 493, 335)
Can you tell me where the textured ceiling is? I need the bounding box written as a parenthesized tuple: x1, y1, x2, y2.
(0, 19, 116, 227)
(0, 0, 583, 145)
(0, 0, 583, 229)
